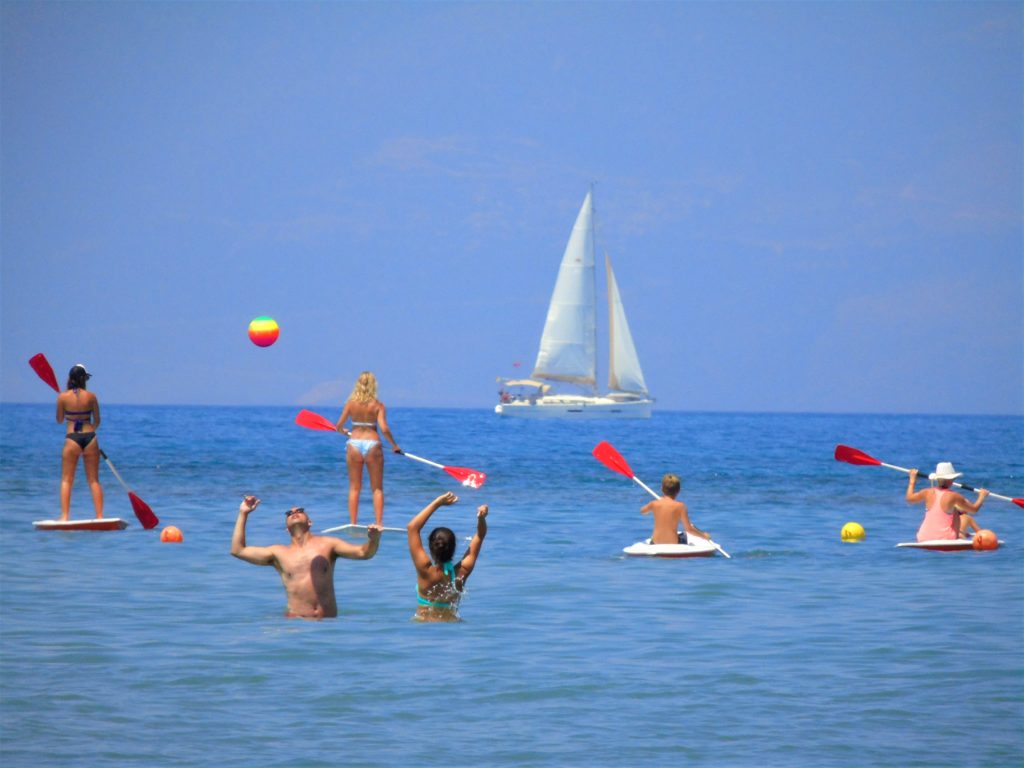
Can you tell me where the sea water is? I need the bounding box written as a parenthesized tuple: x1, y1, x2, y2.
(1, 404, 1021, 767)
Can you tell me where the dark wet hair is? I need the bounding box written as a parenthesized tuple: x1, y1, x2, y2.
(67, 365, 91, 391)
(428, 526, 456, 564)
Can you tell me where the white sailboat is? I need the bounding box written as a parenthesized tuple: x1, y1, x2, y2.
(495, 189, 653, 419)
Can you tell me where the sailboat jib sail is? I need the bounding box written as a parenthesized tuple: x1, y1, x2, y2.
(606, 255, 648, 396)
(497, 187, 653, 419)
(531, 190, 597, 388)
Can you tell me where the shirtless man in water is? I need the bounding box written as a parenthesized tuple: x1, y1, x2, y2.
(231, 496, 381, 619)
(640, 474, 710, 545)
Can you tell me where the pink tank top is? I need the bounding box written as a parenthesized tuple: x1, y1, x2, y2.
(916, 488, 958, 542)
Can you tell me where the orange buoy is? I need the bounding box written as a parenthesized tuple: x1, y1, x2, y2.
(160, 525, 184, 543)
(972, 529, 998, 551)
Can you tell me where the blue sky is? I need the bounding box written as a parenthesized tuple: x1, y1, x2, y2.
(2, 1, 1021, 414)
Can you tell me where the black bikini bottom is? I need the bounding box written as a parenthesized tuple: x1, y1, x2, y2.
(66, 432, 97, 450)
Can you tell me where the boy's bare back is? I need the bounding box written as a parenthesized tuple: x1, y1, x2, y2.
(644, 496, 689, 544)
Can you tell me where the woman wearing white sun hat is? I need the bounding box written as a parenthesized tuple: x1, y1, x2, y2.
(906, 461, 988, 542)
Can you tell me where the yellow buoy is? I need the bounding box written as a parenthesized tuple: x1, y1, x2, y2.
(841, 521, 865, 542)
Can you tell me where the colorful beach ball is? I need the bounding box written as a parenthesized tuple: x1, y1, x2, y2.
(248, 316, 280, 347)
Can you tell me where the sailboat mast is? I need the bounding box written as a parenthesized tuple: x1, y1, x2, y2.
(587, 184, 599, 395)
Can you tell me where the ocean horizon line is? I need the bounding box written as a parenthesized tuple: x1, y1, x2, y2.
(3, 401, 1021, 419)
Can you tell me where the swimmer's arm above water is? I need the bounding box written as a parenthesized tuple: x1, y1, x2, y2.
(331, 525, 382, 560)
(230, 496, 276, 566)
(457, 505, 488, 580)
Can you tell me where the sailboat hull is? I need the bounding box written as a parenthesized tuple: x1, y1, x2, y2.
(495, 396, 652, 419)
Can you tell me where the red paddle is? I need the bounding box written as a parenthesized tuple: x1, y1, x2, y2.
(834, 444, 1024, 509)
(28, 353, 160, 529)
(592, 441, 731, 558)
(29, 353, 61, 392)
(295, 409, 487, 488)
(295, 409, 337, 432)
(593, 441, 660, 498)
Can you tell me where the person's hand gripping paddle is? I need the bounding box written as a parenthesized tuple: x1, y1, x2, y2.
(28, 353, 159, 529)
(592, 441, 731, 558)
(295, 409, 487, 489)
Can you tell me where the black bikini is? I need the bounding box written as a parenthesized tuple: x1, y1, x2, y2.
(66, 432, 97, 449)
(64, 407, 96, 449)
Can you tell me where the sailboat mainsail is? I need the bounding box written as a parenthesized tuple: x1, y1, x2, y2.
(531, 190, 597, 388)
(495, 188, 653, 419)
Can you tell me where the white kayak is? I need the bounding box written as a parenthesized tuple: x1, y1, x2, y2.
(33, 518, 129, 532)
(623, 536, 719, 558)
(896, 538, 1004, 552)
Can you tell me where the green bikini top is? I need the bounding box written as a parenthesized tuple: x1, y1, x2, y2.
(416, 561, 458, 608)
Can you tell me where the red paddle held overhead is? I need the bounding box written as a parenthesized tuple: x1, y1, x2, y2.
(27, 353, 159, 529)
(834, 444, 1024, 509)
(295, 410, 487, 489)
(592, 441, 731, 558)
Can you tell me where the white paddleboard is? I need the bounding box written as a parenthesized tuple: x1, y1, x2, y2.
(321, 523, 407, 535)
(896, 538, 1004, 552)
(623, 536, 719, 558)
(33, 518, 129, 532)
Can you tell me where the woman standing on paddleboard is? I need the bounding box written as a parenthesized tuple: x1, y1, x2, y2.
(408, 492, 488, 622)
(56, 364, 103, 521)
(335, 371, 401, 527)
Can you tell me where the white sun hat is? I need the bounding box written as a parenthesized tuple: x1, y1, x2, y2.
(929, 461, 963, 481)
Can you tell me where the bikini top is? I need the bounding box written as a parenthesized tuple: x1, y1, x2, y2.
(352, 421, 376, 428)
(416, 561, 459, 608)
(64, 408, 93, 432)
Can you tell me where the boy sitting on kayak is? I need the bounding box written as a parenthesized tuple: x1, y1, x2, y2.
(640, 474, 711, 545)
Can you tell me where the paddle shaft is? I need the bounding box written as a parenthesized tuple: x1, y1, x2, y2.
(876, 460, 1015, 504)
(633, 476, 661, 500)
(402, 452, 443, 470)
(99, 449, 133, 493)
(321, 524, 407, 534)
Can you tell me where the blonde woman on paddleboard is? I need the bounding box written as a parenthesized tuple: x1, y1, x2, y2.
(56, 364, 103, 520)
(335, 371, 401, 527)
(906, 462, 987, 541)
(408, 492, 488, 622)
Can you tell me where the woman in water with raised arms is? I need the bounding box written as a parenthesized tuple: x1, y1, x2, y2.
(56, 364, 103, 520)
(408, 492, 488, 622)
(336, 371, 401, 527)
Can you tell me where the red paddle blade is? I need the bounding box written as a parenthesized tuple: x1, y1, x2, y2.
(1014, 498, 1024, 509)
(444, 466, 486, 489)
(833, 444, 882, 467)
(295, 409, 337, 432)
(129, 492, 159, 530)
(593, 441, 635, 479)
(29, 353, 60, 393)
